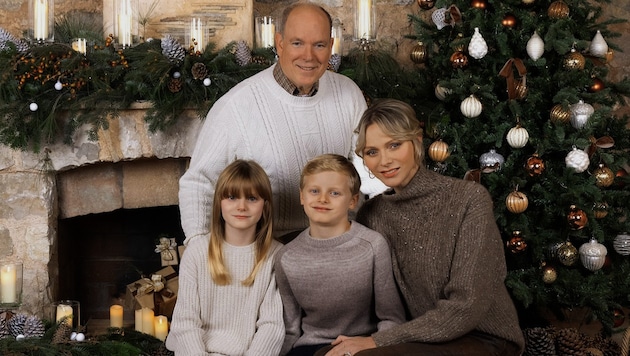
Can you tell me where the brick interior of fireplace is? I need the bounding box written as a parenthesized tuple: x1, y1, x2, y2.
(57, 206, 185, 325)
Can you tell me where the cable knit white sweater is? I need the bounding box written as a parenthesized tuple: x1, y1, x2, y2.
(178, 64, 385, 244)
(165, 236, 284, 356)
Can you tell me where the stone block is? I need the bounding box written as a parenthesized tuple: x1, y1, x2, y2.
(121, 159, 184, 209)
(57, 164, 123, 218)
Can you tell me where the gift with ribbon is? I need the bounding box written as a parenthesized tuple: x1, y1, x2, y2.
(125, 266, 179, 319)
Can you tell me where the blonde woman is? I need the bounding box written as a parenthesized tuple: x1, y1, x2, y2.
(166, 160, 284, 355)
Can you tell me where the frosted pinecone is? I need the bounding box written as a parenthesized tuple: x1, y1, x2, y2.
(328, 53, 341, 72)
(7, 312, 27, 337)
(0, 27, 29, 54)
(523, 327, 556, 356)
(0, 312, 11, 339)
(161, 35, 186, 66)
(234, 40, 251, 66)
(22, 315, 45, 339)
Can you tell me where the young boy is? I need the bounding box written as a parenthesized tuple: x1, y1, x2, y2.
(274, 154, 405, 356)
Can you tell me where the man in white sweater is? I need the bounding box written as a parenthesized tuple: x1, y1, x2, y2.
(179, 2, 385, 244)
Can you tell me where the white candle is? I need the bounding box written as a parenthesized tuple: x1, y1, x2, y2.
(190, 18, 205, 53)
(261, 22, 275, 48)
(141, 307, 154, 336)
(33, 0, 49, 40)
(0, 264, 17, 303)
(331, 19, 343, 55)
(118, 0, 132, 46)
(72, 38, 87, 54)
(134, 309, 143, 332)
(154, 315, 168, 341)
(110, 304, 123, 328)
(356, 0, 372, 40)
(56, 303, 73, 327)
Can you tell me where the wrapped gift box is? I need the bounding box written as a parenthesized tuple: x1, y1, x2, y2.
(126, 266, 179, 319)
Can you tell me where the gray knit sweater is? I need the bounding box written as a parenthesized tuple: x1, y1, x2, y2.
(274, 221, 405, 355)
(356, 168, 525, 352)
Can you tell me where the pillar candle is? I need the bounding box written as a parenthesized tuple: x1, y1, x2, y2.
(56, 303, 73, 327)
(110, 304, 123, 328)
(141, 307, 154, 336)
(33, 0, 49, 40)
(154, 315, 168, 341)
(190, 18, 205, 53)
(0, 264, 17, 303)
(261, 21, 275, 48)
(134, 309, 143, 332)
(118, 0, 133, 46)
(72, 38, 87, 54)
(356, 0, 373, 40)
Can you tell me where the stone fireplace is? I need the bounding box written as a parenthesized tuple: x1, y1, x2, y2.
(0, 103, 201, 321)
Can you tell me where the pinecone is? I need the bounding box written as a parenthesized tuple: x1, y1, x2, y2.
(588, 334, 621, 356)
(0, 27, 29, 54)
(191, 62, 207, 80)
(234, 40, 251, 66)
(328, 53, 341, 72)
(0, 311, 11, 339)
(152, 343, 175, 356)
(168, 77, 183, 93)
(554, 327, 589, 356)
(7, 312, 27, 337)
(523, 327, 556, 356)
(52, 321, 72, 344)
(251, 55, 271, 66)
(161, 34, 186, 66)
(22, 315, 45, 339)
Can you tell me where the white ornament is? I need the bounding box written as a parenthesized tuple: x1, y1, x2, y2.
(70, 332, 77, 340)
(16, 334, 25, 341)
(506, 125, 529, 148)
(75, 332, 86, 342)
(613, 232, 630, 256)
(203, 78, 212, 86)
(29, 102, 38, 111)
(468, 27, 488, 59)
(460, 94, 482, 118)
(565, 146, 589, 173)
(434, 84, 452, 101)
(589, 30, 608, 58)
(172, 71, 181, 79)
(526, 31, 545, 61)
(432, 8, 449, 30)
(479, 149, 505, 171)
(55, 81, 63, 91)
(569, 100, 594, 129)
(579, 239, 607, 271)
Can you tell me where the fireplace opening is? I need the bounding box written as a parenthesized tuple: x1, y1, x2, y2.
(56, 205, 185, 325)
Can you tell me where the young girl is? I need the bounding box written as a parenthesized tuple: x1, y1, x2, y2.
(166, 160, 284, 355)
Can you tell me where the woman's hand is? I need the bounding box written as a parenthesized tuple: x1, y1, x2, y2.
(324, 335, 376, 356)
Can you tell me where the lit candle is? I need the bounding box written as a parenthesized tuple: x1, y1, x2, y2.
(110, 304, 123, 328)
(141, 307, 154, 336)
(33, 0, 49, 40)
(154, 315, 168, 341)
(356, 0, 372, 40)
(261, 18, 275, 48)
(331, 20, 343, 55)
(0, 264, 17, 304)
(118, 0, 133, 47)
(72, 38, 87, 54)
(134, 309, 143, 332)
(190, 18, 205, 53)
(56, 303, 73, 327)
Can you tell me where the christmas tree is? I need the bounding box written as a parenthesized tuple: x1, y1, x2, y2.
(347, 0, 630, 333)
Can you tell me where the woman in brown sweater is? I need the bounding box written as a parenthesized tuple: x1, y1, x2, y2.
(323, 98, 524, 356)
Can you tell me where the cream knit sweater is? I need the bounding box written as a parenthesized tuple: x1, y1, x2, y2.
(165, 236, 284, 356)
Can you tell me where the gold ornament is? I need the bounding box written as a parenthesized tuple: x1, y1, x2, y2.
(506, 231, 528, 254)
(550, 104, 571, 124)
(588, 77, 605, 93)
(557, 241, 578, 266)
(410, 42, 427, 64)
(525, 154, 545, 177)
(564, 49, 585, 70)
(501, 14, 517, 28)
(567, 205, 588, 230)
(548, 0, 570, 19)
(593, 202, 608, 219)
(522, 0, 536, 4)
(506, 190, 528, 213)
(428, 140, 450, 162)
(471, 0, 487, 9)
(434, 84, 452, 101)
(417, 0, 436, 10)
(450, 50, 469, 68)
(594, 163, 614, 187)
(542, 264, 557, 284)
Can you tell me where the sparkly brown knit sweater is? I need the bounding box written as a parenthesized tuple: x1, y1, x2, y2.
(356, 167, 525, 352)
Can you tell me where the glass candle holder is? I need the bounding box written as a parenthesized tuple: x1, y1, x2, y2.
(187, 17, 208, 54)
(331, 18, 343, 56)
(72, 38, 87, 54)
(255, 16, 275, 49)
(114, 0, 137, 48)
(353, 0, 376, 42)
(51, 300, 81, 329)
(28, 0, 55, 43)
(0, 263, 23, 308)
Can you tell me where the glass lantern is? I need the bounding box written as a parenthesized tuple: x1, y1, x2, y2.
(113, 0, 138, 48)
(331, 18, 343, 56)
(0, 263, 23, 309)
(187, 17, 208, 54)
(50, 300, 81, 329)
(28, 0, 54, 43)
(255, 16, 275, 49)
(353, 0, 376, 45)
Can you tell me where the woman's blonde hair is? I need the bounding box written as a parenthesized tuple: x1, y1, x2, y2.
(355, 98, 424, 166)
(208, 160, 274, 286)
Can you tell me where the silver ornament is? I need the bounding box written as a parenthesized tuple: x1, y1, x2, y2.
(589, 30, 608, 58)
(565, 146, 589, 173)
(579, 239, 607, 271)
(613, 232, 630, 256)
(569, 100, 594, 129)
(479, 149, 504, 172)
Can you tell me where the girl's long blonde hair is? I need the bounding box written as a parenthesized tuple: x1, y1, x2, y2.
(208, 160, 274, 286)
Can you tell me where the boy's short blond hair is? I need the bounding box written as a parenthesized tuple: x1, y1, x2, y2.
(300, 154, 361, 195)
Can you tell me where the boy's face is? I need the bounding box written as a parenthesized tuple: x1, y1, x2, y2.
(300, 171, 358, 229)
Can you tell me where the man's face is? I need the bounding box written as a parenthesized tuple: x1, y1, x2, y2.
(275, 6, 332, 95)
